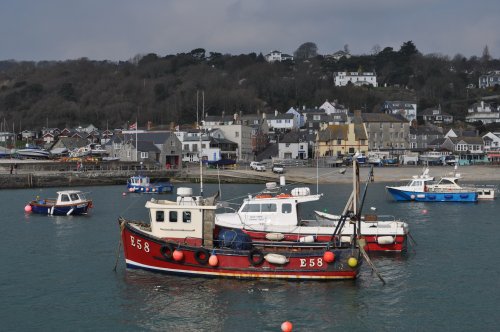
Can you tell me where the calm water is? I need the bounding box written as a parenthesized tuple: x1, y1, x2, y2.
(1, 180, 500, 331)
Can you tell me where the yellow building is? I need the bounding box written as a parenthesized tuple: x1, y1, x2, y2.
(316, 123, 368, 157)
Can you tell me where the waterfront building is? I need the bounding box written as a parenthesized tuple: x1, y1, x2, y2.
(465, 101, 500, 124)
(334, 71, 378, 87)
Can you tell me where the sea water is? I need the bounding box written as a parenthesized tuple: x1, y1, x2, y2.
(1, 182, 500, 331)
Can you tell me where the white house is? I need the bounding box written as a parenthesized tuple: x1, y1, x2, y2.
(381, 101, 417, 123)
(482, 132, 500, 151)
(265, 111, 298, 132)
(466, 101, 500, 124)
(478, 70, 500, 89)
(319, 100, 349, 115)
(286, 107, 304, 128)
(175, 130, 214, 162)
(334, 72, 378, 87)
(278, 131, 309, 160)
(265, 50, 293, 63)
(202, 124, 253, 161)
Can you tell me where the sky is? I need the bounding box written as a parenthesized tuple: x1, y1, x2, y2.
(1, 0, 499, 62)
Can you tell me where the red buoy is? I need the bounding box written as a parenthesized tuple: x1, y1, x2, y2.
(281, 321, 293, 332)
(208, 255, 219, 267)
(323, 251, 335, 263)
(24, 205, 32, 212)
(173, 249, 184, 261)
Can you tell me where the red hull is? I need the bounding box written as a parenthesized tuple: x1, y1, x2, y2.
(237, 229, 407, 253)
(121, 221, 360, 280)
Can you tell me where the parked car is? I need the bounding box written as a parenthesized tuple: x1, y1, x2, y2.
(443, 155, 458, 166)
(250, 161, 260, 170)
(252, 162, 266, 172)
(272, 164, 285, 174)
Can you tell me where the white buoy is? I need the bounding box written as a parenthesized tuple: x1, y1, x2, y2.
(279, 176, 286, 187)
(299, 235, 315, 243)
(264, 253, 288, 265)
(265, 233, 285, 241)
(377, 236, 395, 245)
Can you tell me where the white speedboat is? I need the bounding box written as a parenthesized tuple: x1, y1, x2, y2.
(15, 145, 51, 159)
(428, 167, 496, 200)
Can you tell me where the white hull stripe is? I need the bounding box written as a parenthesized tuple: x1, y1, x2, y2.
(125, 259, 353, 280)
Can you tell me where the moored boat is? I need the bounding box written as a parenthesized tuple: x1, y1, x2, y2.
(26, 190, 93, 215)
(215, 177, 409, 253)
(118, 187, 361, 280)
(386, 168, 478, 202)
(127, 175, 174, 194)
(427, 167, 496, 200)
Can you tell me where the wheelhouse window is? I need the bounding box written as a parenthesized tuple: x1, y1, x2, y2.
(156, 211, 164, 222)
(183, 211, 191, 223)
(241, 204, 261, 212)
(282, 203, 292, 214)
(261, 204, 277, 212)
(60, 194, 70, 202)
(169, 211, 178, 222)
(69, 193, 79, 201)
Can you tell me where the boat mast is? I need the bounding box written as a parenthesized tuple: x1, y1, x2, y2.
(197, 90, 204, 196)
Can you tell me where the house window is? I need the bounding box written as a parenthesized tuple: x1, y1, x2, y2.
(235, 132, 239, 137)
(286, 143, 290, 147)
(113, 143, 122, 150)
(140, 152, 148, 159)
(337, 139, 342, 145)
(184, 144, 189, 150)
(169, 211, 178, 222)
(379, 123, 382, 129)
(127, 151, 131, 158)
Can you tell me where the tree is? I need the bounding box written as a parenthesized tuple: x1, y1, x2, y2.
(481, 45, 491, 63)
(399, 41, 419, 57)
(294, 42, 318, 61)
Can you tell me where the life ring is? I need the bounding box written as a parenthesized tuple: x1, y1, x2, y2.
(248, 248, 265, 266)
(194, 248, 210, 265)
(160, 243, 175, 260)
(256, 194, 272, 199)
(277, 194, 292, 198)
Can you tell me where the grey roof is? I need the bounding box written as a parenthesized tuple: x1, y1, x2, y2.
(281, 131, 307, 143)
(266, 113, 294, 120)
(361, 113, 406, 123)
(410, 126, 443, 135)
(133, 140, 161, 152)
(450, 136, 484, 144)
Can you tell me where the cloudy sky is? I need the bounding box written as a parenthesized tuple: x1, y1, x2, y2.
(1, 0, 499, 61)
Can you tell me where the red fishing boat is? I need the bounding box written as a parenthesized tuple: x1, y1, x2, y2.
(118, 186, 361, 281)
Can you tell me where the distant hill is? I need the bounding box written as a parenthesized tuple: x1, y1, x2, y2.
(1, 42, 499, 131)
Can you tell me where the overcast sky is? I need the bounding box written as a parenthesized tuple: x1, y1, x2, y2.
(1, 0, 499, 61)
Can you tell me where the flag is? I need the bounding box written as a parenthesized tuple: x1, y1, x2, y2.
(129, 122, 137, 130)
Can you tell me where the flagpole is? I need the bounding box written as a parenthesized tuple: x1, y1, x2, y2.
(135, 116, 138, 162)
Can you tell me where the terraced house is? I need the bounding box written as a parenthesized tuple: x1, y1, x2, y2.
(361, 112, 409, 154)
(316, 123, 368, 157)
